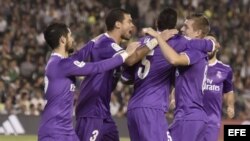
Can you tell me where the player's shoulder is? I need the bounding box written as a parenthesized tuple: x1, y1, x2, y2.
(94, 33, 122, 50)
(216, 60, 232, 71)
(216, 60, 231, 68)
(95, 33, 114, 45)
(45, 56, 62, 75)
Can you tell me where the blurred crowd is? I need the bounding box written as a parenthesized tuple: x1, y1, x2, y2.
(0, 0, 249, 120)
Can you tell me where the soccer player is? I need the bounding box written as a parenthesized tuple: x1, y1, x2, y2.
(203, 35, 235, 141)
(122, 9, 217, 141)
(74, 8, 162, 141)
(121, 8, 183, 141)
(143, 14, 219, 141)
(38, 23, 138, 141)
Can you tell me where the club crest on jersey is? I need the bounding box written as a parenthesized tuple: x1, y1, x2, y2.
(73, 61, 86, 68)
(216, 71, 222, 79)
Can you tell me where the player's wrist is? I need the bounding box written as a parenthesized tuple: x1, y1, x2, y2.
(120, 51, 129, 62)
(146, 38, 158, 50)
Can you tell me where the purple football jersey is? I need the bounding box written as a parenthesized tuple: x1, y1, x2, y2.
(122, 35, 214, 112)
(75, 33, 124, 118)
(122, 35, 187, 112)
(203, 60, 233, 126)
(122, 35, 214, 141)
(173, 39, 215, 121)
(38, 42, 125, 137)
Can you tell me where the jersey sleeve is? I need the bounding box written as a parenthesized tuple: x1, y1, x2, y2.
(181, 48, 207, 65)
(223, 67, 234, 93)
(59, 55, 124, 76)
(70, 40, 94, 61)
(187, 39, 214, 53)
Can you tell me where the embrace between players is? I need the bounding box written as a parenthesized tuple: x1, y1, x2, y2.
(38, 7, 234, 141)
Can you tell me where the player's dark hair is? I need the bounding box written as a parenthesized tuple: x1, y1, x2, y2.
(157, 7, 177, 31)
(105, 8, 130, 31)
(44, 23, 69, 50)
(187, 13, 210, 37)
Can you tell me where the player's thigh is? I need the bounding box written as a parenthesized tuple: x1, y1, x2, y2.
(127, 108, 169, 141)
(101, 116, 119, 141)
(169, 120, 206, 141)
(204, 125, 220, 141)
(75, 117, 103, 141)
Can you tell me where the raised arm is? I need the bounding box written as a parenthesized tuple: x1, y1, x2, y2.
(143, 27, 189, 66)
(125, 46, 151, 66)
(61, 43, 139, 76)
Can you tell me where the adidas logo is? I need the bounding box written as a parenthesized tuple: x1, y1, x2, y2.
(0, 115, 25, 135)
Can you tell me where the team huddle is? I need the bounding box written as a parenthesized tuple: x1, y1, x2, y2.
(38, 7, 235, 141)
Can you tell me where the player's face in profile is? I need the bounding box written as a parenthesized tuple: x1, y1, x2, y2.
(120, 14, 134, 40)
(65, 28, 74, 53)
(181, 19, 198, 38)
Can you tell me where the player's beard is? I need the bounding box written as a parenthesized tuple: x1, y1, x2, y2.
(66, 40, 74, 54)
(121, 30, 132, 40)
(121, 34, 130, 40)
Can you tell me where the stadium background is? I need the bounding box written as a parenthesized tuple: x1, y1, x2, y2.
(0, 0, 249, 141)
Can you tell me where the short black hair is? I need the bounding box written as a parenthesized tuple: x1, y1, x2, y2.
(44, 23, 69, 50)
(157, 8, 177, 31)
(105, 8, 130, 31)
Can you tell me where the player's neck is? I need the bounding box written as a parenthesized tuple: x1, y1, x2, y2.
(209, 56, 217, 64)
(53, 47, 68, 58)
(106, 31, 122, 44)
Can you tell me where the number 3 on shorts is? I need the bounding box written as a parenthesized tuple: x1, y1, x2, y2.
(90, 130, 99, 141)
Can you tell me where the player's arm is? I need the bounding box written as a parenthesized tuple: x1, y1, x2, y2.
(143, 28, 189, 66)
(70, 40, 94, 61)
(61, 44, 139, 76)
(223, 67, 235, 119)
(125, 31, 177, 66)
(125, 46, 151, 66)
(143, 28, 215, 66)
(187, 38, 216, 53)
(224, 91, 235, 119)
(70, 34, 103, 61)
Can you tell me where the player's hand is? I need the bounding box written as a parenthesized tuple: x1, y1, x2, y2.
(142, 27, 160, 38)
(227, 106, 235, 119)
(204, 35, 221, 50)
(160, 29, 178, 41)
(125, 42, 140, 56)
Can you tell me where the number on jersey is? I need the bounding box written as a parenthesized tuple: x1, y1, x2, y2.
(137, 50, 154, 79)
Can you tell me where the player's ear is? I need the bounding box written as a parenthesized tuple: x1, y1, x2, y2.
(59, 36, 66, 45)
(196, 29, 202, 38)
(115, 21, 122, 29)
